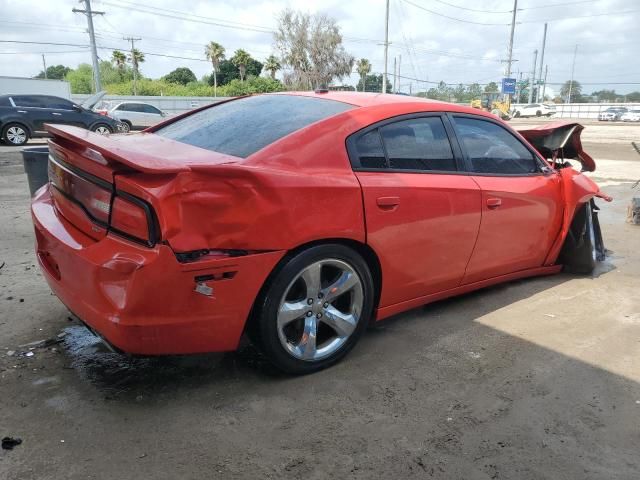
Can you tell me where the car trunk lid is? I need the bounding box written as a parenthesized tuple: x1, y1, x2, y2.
(45, 124, 241, 242)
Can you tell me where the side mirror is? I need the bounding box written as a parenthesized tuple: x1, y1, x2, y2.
(73, 104, 82, 112)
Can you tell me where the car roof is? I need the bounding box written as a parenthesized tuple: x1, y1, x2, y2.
(270, 91, 487, 115)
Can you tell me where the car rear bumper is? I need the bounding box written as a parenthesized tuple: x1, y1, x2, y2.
(31, 186, 285, 355)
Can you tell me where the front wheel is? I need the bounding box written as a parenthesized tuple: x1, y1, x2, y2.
(559, 201, 604, 274)
(91, 124, 113, 135)
(2, 123, 29, 146)
(251, 244, 375, 374)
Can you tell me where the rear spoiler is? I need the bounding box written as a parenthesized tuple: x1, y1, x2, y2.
(517, 121, 595, 172)
(45, 124, 239, 174)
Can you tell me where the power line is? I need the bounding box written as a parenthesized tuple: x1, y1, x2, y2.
(520, 8, 640, 23)
(519, 0, 598, 10)
(431, 0, 512, 14)
(400, 0, 511, 25)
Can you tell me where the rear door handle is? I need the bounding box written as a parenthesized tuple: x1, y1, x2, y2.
(17, 110, 27, 113)
(486, 198, 502, 209)
(52, 112, 62, 116)
(376, 196, 400, 210)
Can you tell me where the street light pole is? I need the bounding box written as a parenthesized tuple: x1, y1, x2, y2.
(382, 0, 389, 94)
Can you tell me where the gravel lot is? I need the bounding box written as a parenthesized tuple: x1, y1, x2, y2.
(1, 121, 639, 479)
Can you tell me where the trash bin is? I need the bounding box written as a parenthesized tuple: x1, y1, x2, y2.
(22, 146, 50, 196)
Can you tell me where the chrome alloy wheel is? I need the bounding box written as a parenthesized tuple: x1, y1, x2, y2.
(94, 125, 110, 135)
(6, 125, 27, 145)
(277, 259, 364, 362)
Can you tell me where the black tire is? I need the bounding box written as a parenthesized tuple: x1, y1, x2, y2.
(250, 244, 375, 374)
(514, 111, 521, 118)
(536, 110, 542, 117)
(91, 123, 113, 134)
(559, 201, 603, 274)
(120, 120, 132, 133)
(1, 123, 30, 146)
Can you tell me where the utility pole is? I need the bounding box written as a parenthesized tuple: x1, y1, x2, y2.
(506, 0, 518, 78)
(398, 54, 402, 94)
(124, 36, 142, 95)
(517, 71, 523, 103)
(393, 57, 397, 93)
(72, 0, 104, 93)
(568, 44, 578, 103)
(537, 23, 548, 102)
(382, 0, 389, 94)
(528, 49, 538, 104)
(541, 65, 548, 101)
(41, 54, 47, 79)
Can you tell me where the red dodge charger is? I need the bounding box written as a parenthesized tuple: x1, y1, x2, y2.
(31, 92, 609, 374)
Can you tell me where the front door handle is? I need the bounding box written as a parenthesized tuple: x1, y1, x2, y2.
(376, 196, 400, 210)
(486, 198, 502, 209)
(17, 110, 27, 113)
(52, 112, 62, 116)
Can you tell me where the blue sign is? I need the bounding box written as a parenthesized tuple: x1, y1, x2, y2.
(501, 77, 516, 95)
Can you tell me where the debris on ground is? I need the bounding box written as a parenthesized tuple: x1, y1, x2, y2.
(2, 437, 22, 450)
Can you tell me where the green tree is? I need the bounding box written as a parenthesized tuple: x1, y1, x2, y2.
(205, 41, 225, 96)
(591, 89, 618, 102)
(484, 81, 499, 93)
(626, 91, 640, 102)
(35, 64, 71, 80)
(467, 83, 483, 101)
(560, 80, 582, 102)
(275, 9, 355, 89)
(128, 48, 145, 77)
(231, 49, 252, 82)
(263, 55, 281, 79)
(111, 50, 127, 79)
(206, 58, 263, 86)
(356, 58, 372, 92)
(65, 64, 94, 94)
(163, 67, 197, 85)
(220, 76, 284, 96)
(357, 74, 391, 93)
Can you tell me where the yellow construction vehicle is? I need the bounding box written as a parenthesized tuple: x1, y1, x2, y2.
(470, 92, 511, 120)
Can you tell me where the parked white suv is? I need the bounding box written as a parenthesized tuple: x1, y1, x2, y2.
(107, 102, 168, 131)
(620, 109, 640, 122)
(512, 103, 556, 118)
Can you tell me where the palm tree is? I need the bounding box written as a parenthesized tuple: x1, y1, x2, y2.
(231, 49, 252, 82)
(111, 50, 127, 79)
(263, 55, 281, 80)
(356, 58, 372, 92)
(128, 48, 144, 76)
(204, 41, 225, 97)
(127, 48, 145, 95)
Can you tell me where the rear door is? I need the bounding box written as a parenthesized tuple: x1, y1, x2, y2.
(450, 114, 563, 284)
(350, 114, 482, 308)
(140, 104, 164, 127)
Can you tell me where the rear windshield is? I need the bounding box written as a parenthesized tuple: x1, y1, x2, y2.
(155, 95, 354, 158)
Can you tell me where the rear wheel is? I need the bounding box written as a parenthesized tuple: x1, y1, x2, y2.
(559, 201, 604, 274)
(514, 111, 521, 118)
(251, 244, 374, 374)
(91, 124, 112, 135)
(536, 110, 542, 117)
(2, 123, 29, 146)
(120, 120, 131, 133)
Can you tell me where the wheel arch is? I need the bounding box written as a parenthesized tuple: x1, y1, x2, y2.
(245, 237, 383, 337)
(2, 120, 33, 136)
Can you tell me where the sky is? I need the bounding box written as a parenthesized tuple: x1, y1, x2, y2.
(0, 0, 639, 95)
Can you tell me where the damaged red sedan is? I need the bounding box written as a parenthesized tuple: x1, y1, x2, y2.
(31, 92, 609, 374)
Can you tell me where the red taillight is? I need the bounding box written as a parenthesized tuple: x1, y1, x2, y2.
(49, 159, 111, 224)
(110, 195, 151, 243)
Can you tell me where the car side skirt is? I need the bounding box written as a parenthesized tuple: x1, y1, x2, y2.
(375, 265, 562, 321)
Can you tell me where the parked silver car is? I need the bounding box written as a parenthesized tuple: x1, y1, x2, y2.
(107, 102, 168, 131)
(598, 107, 628, 121)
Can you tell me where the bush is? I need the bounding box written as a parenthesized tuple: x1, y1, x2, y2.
(218, 76, 284, 96)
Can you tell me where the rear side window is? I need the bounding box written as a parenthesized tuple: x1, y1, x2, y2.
(350, 116, 457, 172)
(155, 95, 354, 158)
(13, 96, 48, 108)
(379, 117, 455, 171)
(453, 116, 539, 175)
(142, 104, 161, 114)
